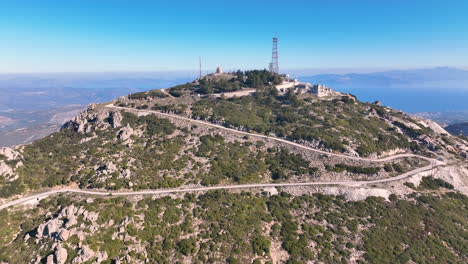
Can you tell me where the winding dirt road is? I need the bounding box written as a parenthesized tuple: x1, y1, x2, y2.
(0, 104, 443, 210)
(109, 104, 434, 163)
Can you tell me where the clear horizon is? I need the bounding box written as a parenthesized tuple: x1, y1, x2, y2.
(2, 66, 468, 76)
(2, 0, 468, 73)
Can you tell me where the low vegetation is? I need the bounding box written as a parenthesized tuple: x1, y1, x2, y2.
(0, 191, 466, 263)
(188, 87, 429, 157)
(165, 70, 282, 96)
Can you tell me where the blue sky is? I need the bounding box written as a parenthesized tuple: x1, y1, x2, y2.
(1, 0, 468, 73)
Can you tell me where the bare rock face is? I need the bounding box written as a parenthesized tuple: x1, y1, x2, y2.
(0, 147, 21, 160)
(96, 251, 108, 263)
(58, 229, 70, 241)
(96, 162, 118, 175)
(120, 169, 132, 179)
(110, 111, 123, 128)
(0, 162, 14, 179)
(62, 205, 78, 227)
(83, 211, 99, 222)
(55, 244, 68, 264)
(0, 147, 22, 181)
(420, 135, 437, 151)
(46, 254, 54, 264)
(118, 125, 135, 141)
(36, 219, 63, 239)
(62, 104, 123, 133)
(413, 115, 449, 135)
(36, 205, 100, 244)
(72, 245, 95, 264)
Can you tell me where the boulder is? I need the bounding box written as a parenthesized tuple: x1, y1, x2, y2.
(62, 104, 122, 134)
(0, 147, 22, 180)
(72, 245, 95, 264)
(59, 229, 70, 241)
(55, 244, 68, 264)
(110, 111, 123, 128)
(96, 251, 108, 263)
(83, 211, 99, 222)
(118, 125, 135, 141)
(46, 254, 54, 264)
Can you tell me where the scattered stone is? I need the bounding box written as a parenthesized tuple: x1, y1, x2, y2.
(59, 229, 70, 241)
(96, 251, 108, 263)
(55, 244, 68, 264)
(72, 245, 95, 264)
(46, 254, 54, 264)
(118, 124, 135, 141)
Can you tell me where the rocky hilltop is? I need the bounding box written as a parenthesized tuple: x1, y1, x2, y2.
(0, 71, 467, 263)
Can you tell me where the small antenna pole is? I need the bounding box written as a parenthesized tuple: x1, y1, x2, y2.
(199, 56, 202, 79)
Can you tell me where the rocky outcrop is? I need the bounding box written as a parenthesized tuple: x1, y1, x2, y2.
(62, 104, 123, 134)
(35, 205, 99, 241)
(118, 124, 135, 141)
(47, 244, 68, 264)
(36, 219, 63, 239)
(0, 147, 22, 181)
(0, 147, 21, 160)
(96, 251, 109, 263)
(72, 245, 94, 264)
(412, 115, 449, 135)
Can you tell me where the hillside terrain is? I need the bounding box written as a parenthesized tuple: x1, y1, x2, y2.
(0, 71, 467, 264)
(445, 122, 468, 136)
(0, 73, 193, 147)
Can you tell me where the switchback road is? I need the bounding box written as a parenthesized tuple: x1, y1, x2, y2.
(0, 104, 443, 210)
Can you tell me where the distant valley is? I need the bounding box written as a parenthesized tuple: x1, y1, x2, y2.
(0, 72, 193, 146)
(1, 68, 467, 146)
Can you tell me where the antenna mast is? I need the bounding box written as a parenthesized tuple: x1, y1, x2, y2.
(269, 37, 279, 73)
(199, 56, 202, 79)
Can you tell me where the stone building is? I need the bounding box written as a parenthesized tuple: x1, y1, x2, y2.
(310, 84, 333, 97)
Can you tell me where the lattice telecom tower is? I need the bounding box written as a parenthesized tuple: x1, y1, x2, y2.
(269, 37, 279, 73)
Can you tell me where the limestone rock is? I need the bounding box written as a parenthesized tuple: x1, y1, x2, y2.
(36, 219, 63, 238)
(0, 147, 21, 159)
(62, 104, 123, 134)
(59, 229, 70, 241)
(120, 169, 131, 179)
(46, 254, 54, 264)
(55, 244, 68, 264)
(96, 251, 108, 262)
(0, 147, 22, 180)
(83, 211, 99, 222)
(110, 111, 123, 128)
(118, 125, 135, 141)
(72, 245, 95, 264)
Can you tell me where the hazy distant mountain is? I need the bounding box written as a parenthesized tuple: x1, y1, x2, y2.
(0, 72, 194, 145)
(0, 72, 194, 111)
(300, 67, 468, 89)
(414, 111, 468, 125)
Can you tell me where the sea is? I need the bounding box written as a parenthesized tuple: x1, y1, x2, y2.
(309, 86, 468, 113)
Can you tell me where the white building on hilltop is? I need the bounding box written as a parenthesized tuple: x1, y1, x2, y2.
(310, 84, 333, 97)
